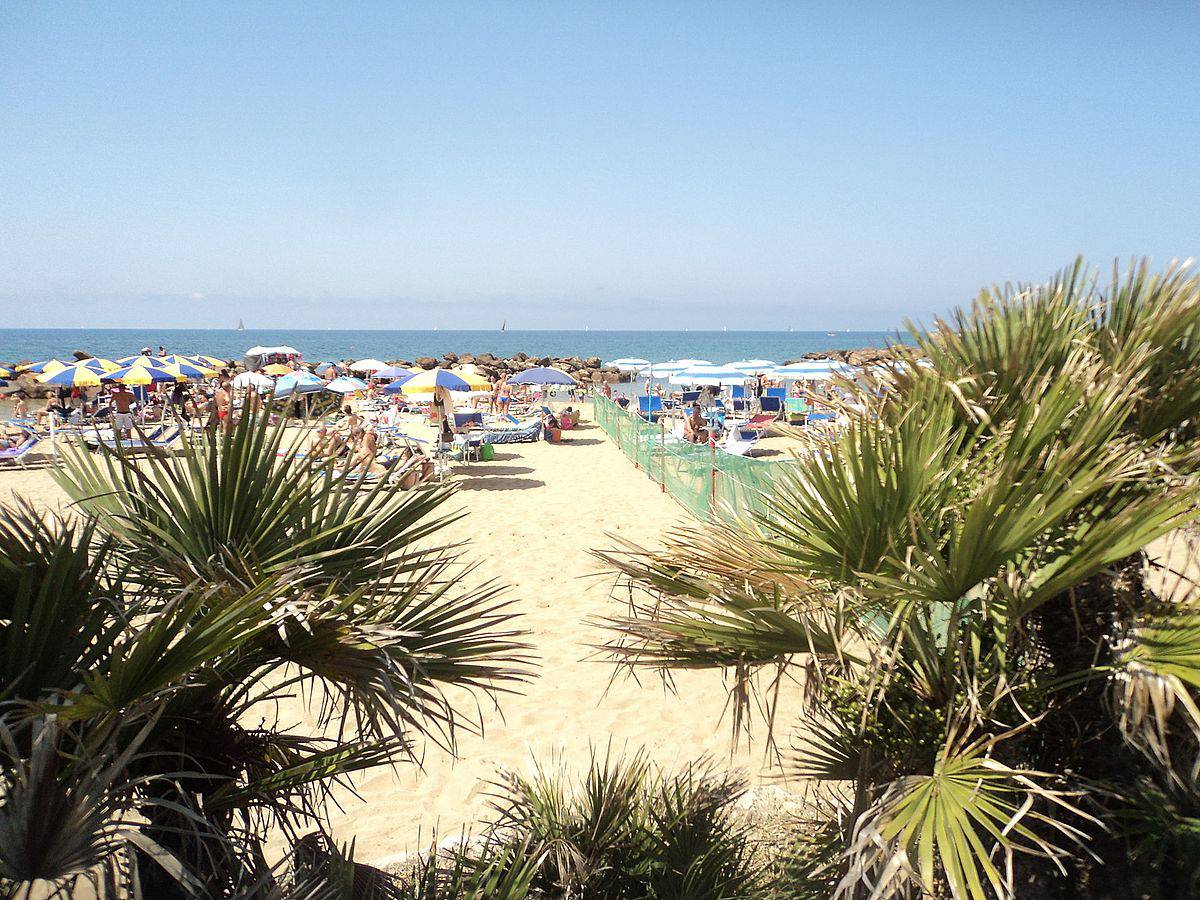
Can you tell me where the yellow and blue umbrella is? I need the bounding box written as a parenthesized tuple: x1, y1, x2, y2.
(102, 363, 182, 385)
(19, 359, 68, 375)
(385, 368, 470, 394)
(75, 358, 121, 373)
(163, 361, 217, 379)
(0, 365, 14, 378)
(117, 354, 172, 367)
(38, 364, 102, 387)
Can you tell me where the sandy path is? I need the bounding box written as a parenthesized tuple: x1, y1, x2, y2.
(0, 411, 805, 864)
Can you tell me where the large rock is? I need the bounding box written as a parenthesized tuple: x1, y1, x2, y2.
(585, 356, 601, 368)
(414, 357, 438, 370)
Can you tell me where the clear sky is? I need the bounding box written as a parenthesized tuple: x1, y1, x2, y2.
(2, 2, 1197, 330)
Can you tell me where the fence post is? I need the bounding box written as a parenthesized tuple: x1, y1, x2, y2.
(659, 418, 666, 492)
(709, 438, 717, 522)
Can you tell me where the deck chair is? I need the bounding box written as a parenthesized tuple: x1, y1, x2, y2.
(730, 385, 748, 400)
(453, 412, 484, 430)
(758, 396, 783, 419)
(681, 390, 702, 405)
(0, 434, 40, 467)
(637, 395, 664, 421)
(91, 425, 178, 452)
(765, 387, 787, 400)
(723, 423, 760, 457)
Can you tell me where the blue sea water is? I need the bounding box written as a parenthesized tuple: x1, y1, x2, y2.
(0, 328, 907, 367)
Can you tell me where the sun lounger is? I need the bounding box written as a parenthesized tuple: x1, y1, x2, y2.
(0, 434, 40, 467)
(637, 396, 664, 421)
(723, 423, 761, 457)
(476, 418, 543, 444)
(87, 425, 178, 452)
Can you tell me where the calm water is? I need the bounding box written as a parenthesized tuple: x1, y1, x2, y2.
(0, 328, 907, 367)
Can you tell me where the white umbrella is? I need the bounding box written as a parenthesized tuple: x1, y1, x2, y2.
(674, 358, 712, 367)
(669, 365, 753, 386)
(232, 371, 274, 391)
(772, 362, 854, 380)
(605, 358, 651, 371)
(350, 358, 389, 373)
(245, 345, 299, 356)
(639, 361, 690, 377)
(326, 376, 370, 394)
(728, 359, 776, 372)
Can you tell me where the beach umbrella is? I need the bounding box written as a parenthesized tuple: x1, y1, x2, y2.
(262, 363, 293, 376)
(231, 371, 275, 391)
(349, 358, 389, 373)
(163, 361, 218, 379)
(273, 372, 327, 399)
(450, 368, 492, 390)
(728, 359, 776, 373)
(508, 366, 578, 386)
(38, 364, 102, 387)
(640, 361, 690, 377)
(771, 362, 854, 380)
(387, 369, 470, 394)
(605, 358, 651, 371)
(191, 355, 228, 368)
(103, 363, 181, 385)
(668, 364, 752, 386)
(19, 359, 68, 375)
(674, 359, 712, 367)
(325, 376, 370, 394)
(313, 361, 338, 374)
(117, 355, 172, 367)
(0, 366, 13, 379)
(372, 365, 416, 380)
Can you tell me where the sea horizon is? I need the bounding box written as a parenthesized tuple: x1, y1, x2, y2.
(0, 328, 911, 367)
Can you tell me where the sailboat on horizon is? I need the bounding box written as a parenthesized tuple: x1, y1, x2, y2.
(501, 319, 507, 332)
(237, 318, 245, 331)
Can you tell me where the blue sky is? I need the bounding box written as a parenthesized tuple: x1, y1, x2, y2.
(1, 2, 1197, 330)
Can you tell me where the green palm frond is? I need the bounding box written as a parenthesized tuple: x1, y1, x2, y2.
(837, 727, 1092, 900)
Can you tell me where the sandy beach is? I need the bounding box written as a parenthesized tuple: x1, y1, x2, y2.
(0, 402, 807, 865)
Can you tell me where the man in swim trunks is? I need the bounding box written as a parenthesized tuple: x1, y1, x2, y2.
(110, 384, 135, 439)
(214, 378, 232, 429)
(683, 403, 709, 444)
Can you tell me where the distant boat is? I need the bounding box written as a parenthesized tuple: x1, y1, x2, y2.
(723, 325, 728, 332)
(826, 332, 837, 337)
(501, 320, 507, 332)
(237, 319, 245, 331)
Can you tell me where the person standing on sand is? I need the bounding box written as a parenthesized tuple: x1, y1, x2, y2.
(12, 395, 29, 420)
(110, 384, 135, 439)
(497, 377, 511, 415)
(214, 378, 232, 429)
(432, 384, 454, 430)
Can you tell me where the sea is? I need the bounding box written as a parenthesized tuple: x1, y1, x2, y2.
(0, 329, 908, 367)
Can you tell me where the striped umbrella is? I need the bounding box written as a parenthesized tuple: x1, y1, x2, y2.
(605, 358, 651, 371)
(117, 355, 172, 368)
(383, 368, 469, 394)
(668, 365, 752, 386)
(102, 363, 181, 385)
(19, 359, 68, 375)
(163, 361, 217, 379)
(326, 376, 371, 394)
(38, 364, 102, 387)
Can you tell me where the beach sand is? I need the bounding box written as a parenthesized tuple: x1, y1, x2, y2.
(0, 406, 808, 865)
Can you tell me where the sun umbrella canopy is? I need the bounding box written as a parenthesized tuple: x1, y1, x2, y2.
(325, 376, 370, 394)
(674, 359, 712, 367)
(273, 372, 327, 398)
(191, 355, 227, 368)
(245, 345, 299, 356)
(388, 369, 470, 394)
(772, 361, 854, 380)
(262, 363, 293, 376)
(508, 366, 578, 386)
(728, 359, 776, 372)
(450, 368, 492, 390)
(605, 358, 651, 371)
(38, 364, 102, 387)
(231, 371, 275, 391)
(20, 359, 68, 375)
(372, 365, 415, 379)
(0, 366, 13, 379)
(640, 361, 690, 377)
(117, 355, 171, 367)
(103, 364, 181, 385)
(349, 358, 389, 373)
(164, 361, 217, 379)
(668, 365, 751, 386)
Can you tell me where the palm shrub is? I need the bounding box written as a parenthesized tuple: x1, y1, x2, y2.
(397, 749, 770, 899)
(0, 414, 529, 897)
(598, 258, 1200, 897)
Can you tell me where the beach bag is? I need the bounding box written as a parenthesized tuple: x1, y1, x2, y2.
(546, 427, 561, 443)
(480, 443, 495, 461)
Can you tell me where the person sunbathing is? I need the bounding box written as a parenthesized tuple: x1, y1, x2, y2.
(683, 403, 709, 443)
(346, 426, 383, 474)
(394, 446, 435, 489)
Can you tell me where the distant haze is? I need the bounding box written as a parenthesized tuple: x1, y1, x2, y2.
(2, 4, 1197, 329)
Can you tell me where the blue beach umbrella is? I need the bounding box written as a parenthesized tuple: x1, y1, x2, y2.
(325, 376, 370, 394)
(102, 363, 181, 385)
(273, 372, 327, 399)
(508, 366, 578, 386)
(373, 365, 416, 380)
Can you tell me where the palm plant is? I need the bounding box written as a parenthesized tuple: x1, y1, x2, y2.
(0, 413, 530, 897)
(598, 258, 1200, 897)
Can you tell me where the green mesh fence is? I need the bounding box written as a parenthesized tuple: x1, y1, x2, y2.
(593, 395, 801, 522)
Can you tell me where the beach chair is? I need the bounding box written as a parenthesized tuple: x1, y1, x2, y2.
(723, 423, 760, 457)
(681, 391, 701, 405)
(731, 385, 747, 400)
(757, 396, 783, 420)
(0, 434, 40, 468)
(765, 387, 787, 400)
(453, 411, 484, 430)
(89, 425, 178, 453)
(637, 396, 664, 421)
(785, 397, 808, 424)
